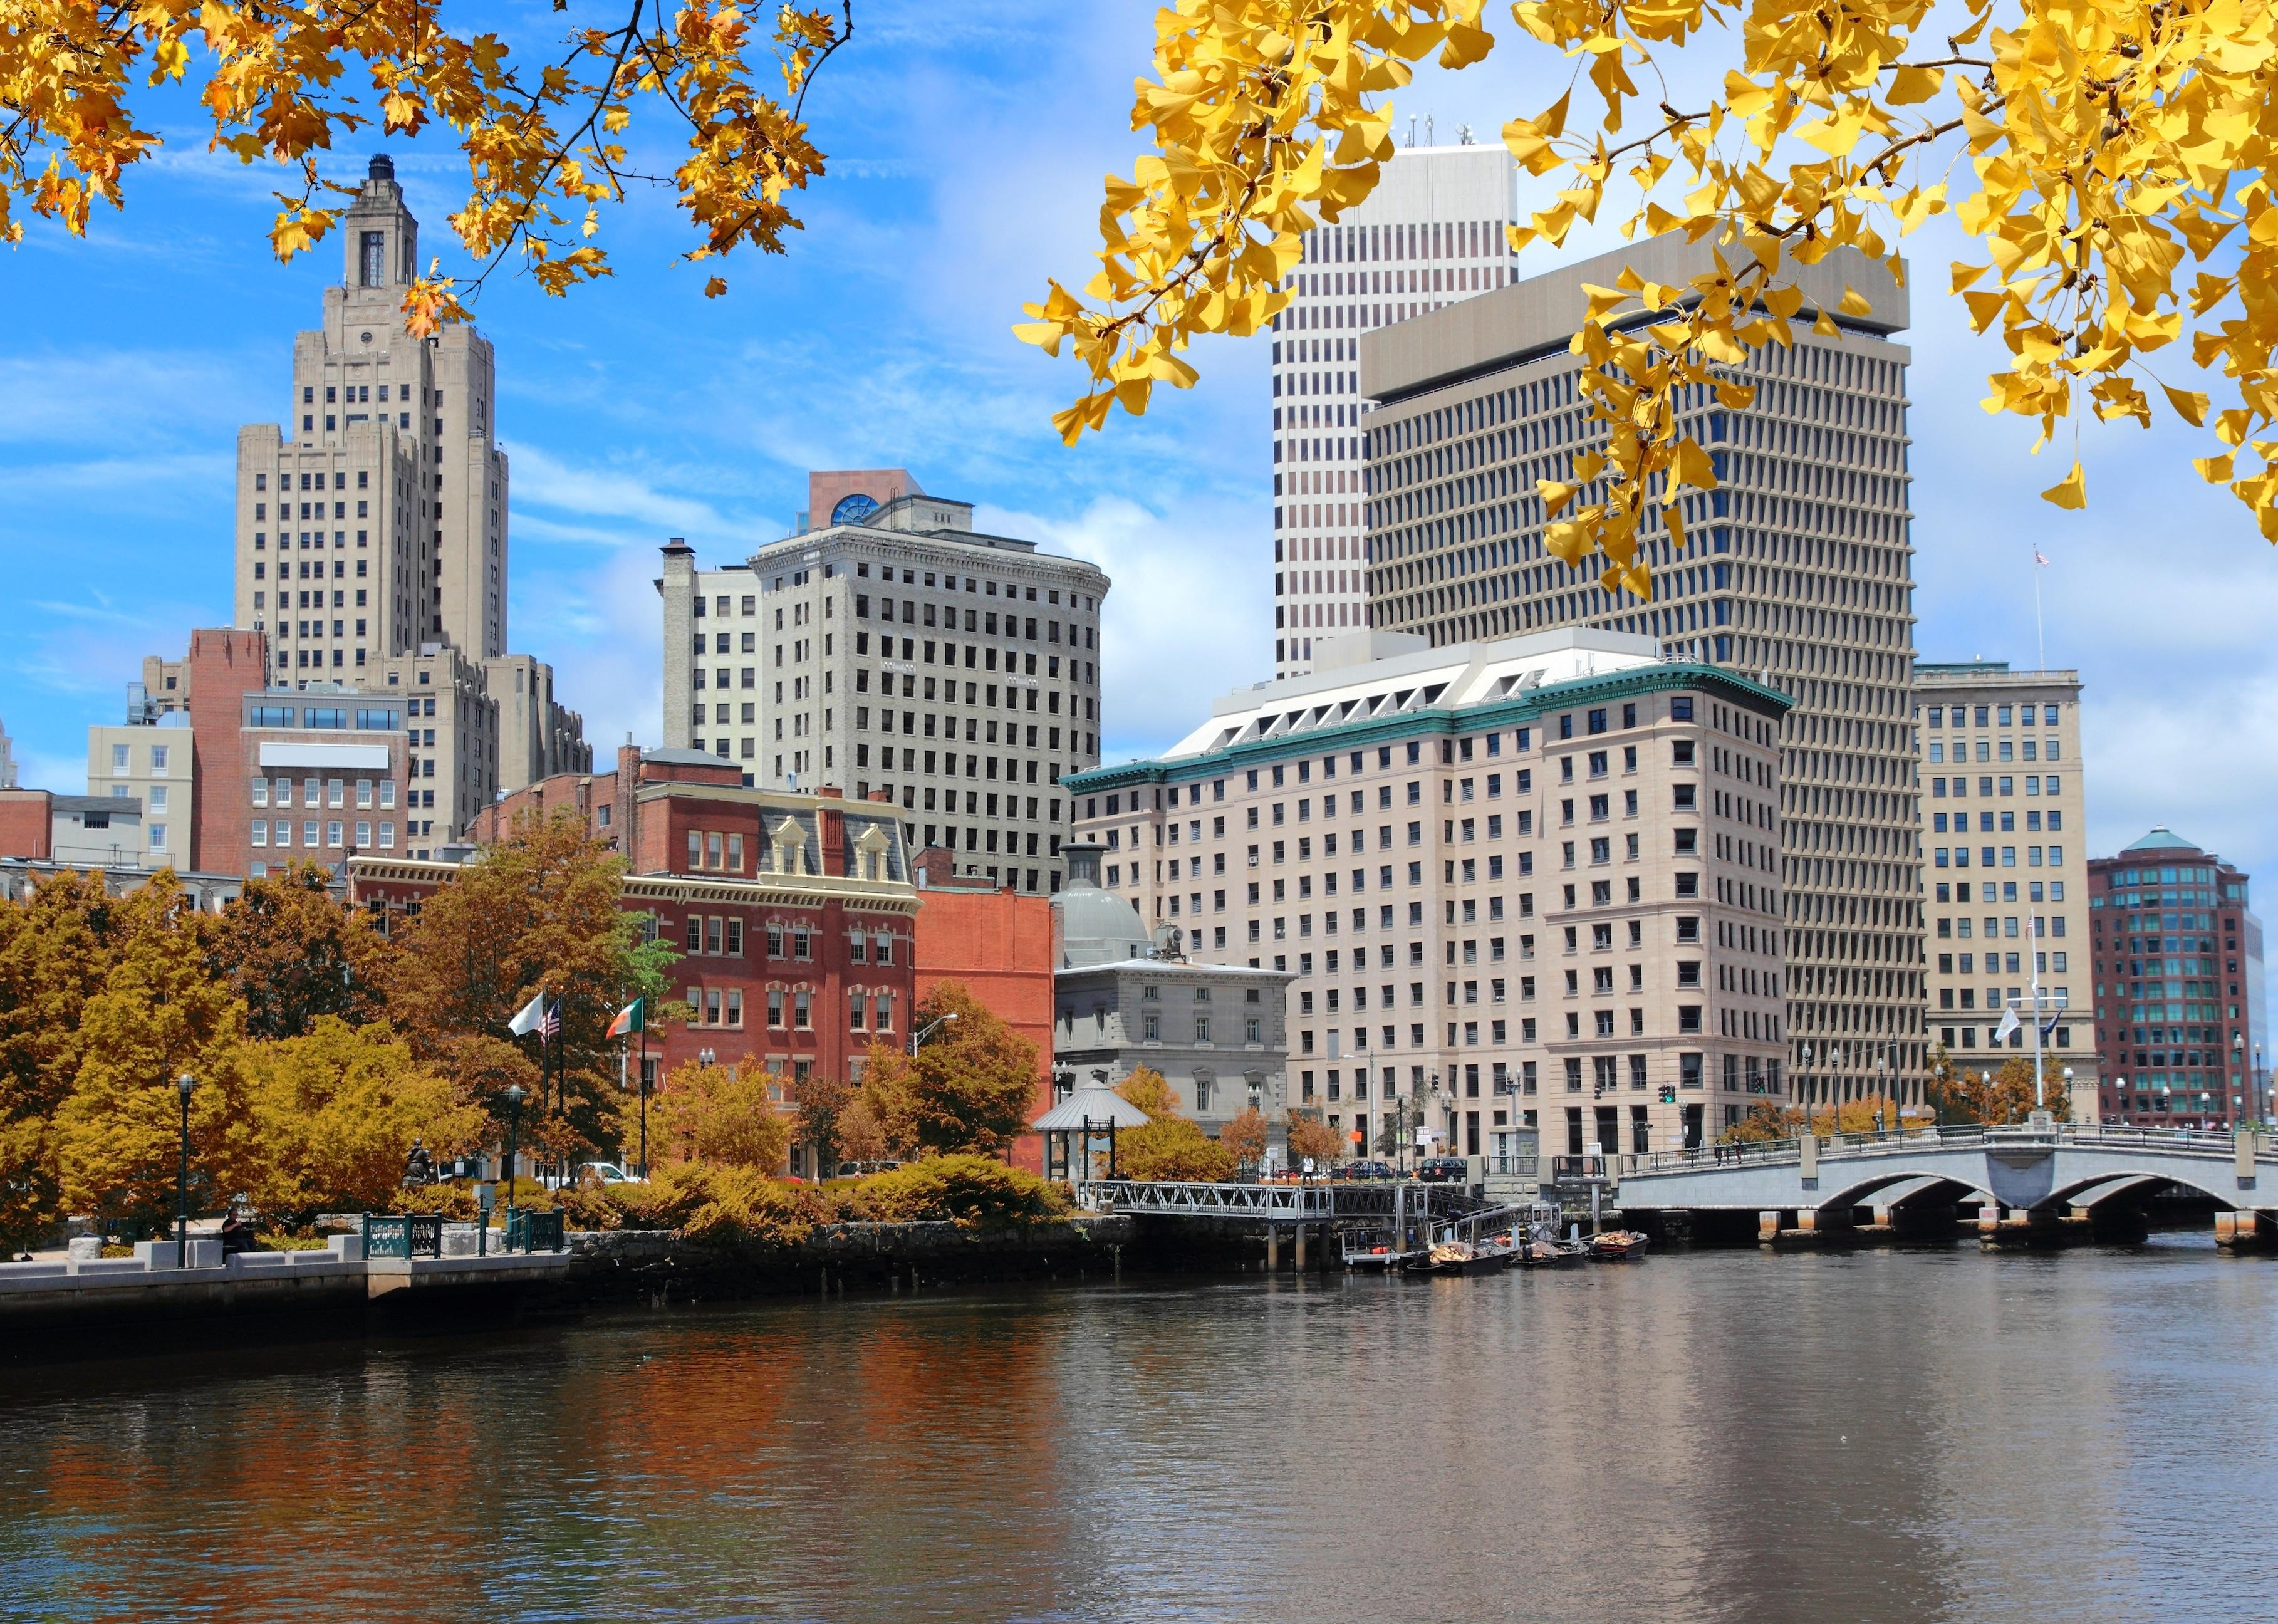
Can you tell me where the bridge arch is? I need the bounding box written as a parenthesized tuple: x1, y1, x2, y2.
(1813, 1167, 1982, 1215)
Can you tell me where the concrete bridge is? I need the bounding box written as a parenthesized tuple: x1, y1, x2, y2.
(1613, 1122, 2278, 1244)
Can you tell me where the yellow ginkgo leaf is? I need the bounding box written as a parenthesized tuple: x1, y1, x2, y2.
(2040, 462, 2087, 511)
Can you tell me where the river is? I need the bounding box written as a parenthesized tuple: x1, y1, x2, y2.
(3, 1237, 2275, 1623)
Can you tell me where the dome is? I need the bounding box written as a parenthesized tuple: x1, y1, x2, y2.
(2121, 826, 2201, 855)
(1054, 843, 1153, 967)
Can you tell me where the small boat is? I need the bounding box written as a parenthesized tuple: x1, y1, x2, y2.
(1591, 1230, 1650, 1261)
(1402, 1239, 1510, 1276)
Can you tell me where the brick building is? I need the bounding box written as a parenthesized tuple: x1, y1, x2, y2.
(2089, 828, 2265, 1127)
(910, 848, 1056, 1172)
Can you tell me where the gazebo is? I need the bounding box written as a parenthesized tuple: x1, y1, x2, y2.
(1033, 1085, 1150, 1184)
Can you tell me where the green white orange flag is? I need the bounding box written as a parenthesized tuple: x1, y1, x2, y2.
(606, 998, 645, 1039)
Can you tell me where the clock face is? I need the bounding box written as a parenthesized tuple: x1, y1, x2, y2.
(831, 493, 879, 526)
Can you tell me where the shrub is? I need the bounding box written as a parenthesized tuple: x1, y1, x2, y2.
(606, 1162, 819, 1246)
(846, 1153, 1074, 1227)
(389, 1182, 478, 1220)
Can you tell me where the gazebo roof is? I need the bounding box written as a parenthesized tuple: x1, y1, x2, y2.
(1032, 1085, 1151, 1131)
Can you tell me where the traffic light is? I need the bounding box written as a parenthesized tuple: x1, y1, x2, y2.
(1659, 1085, 1677, 1103)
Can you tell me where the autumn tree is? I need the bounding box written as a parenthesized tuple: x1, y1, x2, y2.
(234, 1016, 485, 1221)
(0, 3, 853, 321)
(1220, 1105, 1269, 1170)
(53, 877, 267, 1231)
(1114, 1066, 1235, 1181)
(859, 982, 1042, 1158)
(650, 1057, 792, 1172)
(793, 1069, 860, 1172)
(386, 809, 679, 1164)
(1930, 1048, 2073, 1125)
(1020, 0, 2278, 562)
(0, 871, 135, 1247)
(1285, 1110, 1343, 1167)
(206, 861, 393, 1039)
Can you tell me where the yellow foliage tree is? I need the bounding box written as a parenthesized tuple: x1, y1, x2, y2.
(1286, 1109, 1343, 1167)
(0, 3, 851, 320)
(1219, 1105, 1270, 1169)
(1023, 0, 2278, 558)
(858, 982, 1043, 1158)
(53, 878, 267, 1231)
(1930, 1048, 2073, 1125)
(651, 1057, 793, 1172)
(1114, 1066, 1235, 1180)
(233, 1017, 487, 1221)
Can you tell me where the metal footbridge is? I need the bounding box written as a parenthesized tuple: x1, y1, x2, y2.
(1613, 1121, 2278, 1231)
(1077, 1179, 1490, 1226)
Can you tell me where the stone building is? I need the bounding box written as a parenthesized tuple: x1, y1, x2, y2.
(1066, 625, 1792, 1160)
(1913, 661, 2096, 1105)
(658, 469, 1110, 894)
(1050, 842, 1294, 1143)
(1358, 231, 1925, 1111)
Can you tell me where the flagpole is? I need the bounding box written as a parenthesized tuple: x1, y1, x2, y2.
(2029, 916, 2046, 1113)
(2032, 547, 2047, 671)
(638, 1024, 650, 1180)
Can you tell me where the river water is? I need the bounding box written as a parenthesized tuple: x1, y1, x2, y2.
(3, 1238, 2275, 1623)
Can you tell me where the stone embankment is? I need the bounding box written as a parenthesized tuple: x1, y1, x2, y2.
(0, 1216, 1142, 1361)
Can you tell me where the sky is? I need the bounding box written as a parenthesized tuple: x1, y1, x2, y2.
(1, 3, 2273, 1012)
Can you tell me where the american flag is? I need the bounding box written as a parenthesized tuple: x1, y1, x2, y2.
(541, 1000, 561, 1042)
(2033, 549, 2051, 566)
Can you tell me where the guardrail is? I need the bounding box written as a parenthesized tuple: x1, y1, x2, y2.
(504, 1209, 565, 1254)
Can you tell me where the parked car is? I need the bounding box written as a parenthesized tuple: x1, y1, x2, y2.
(1417, 1155, 1470, 1184)
(1341, 1159, 1395, 1181)
(578, 1162, 645, 1185)
(835, 1160, 903, 1178)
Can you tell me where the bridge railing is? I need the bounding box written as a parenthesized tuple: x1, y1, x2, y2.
(1078, 1179, 1493, 1222)
(1622, 1120, 2269, 1180)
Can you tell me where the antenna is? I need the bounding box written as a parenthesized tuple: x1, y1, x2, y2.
(1407, 115, 1416, 147)
(1426, 113, 1435, 145)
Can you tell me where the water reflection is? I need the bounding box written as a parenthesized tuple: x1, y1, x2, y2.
(2, 1241, 2274, 1623)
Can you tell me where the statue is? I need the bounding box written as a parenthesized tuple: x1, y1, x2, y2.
(402, 1137, 434, 1189)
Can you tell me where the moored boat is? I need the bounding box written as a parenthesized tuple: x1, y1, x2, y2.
(1591, 1230, 1650, 1261)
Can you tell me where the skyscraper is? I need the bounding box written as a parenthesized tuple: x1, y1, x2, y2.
(1360, 232, 1927, 1107)
(234, 154, 509, 670)
(1271, 142, 1516, 677)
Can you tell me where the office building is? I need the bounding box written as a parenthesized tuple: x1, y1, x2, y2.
(2089, 829, 2264, 1127)
(223, 154, 584, 802)
(85, 701, 192, 871)
(658, 469, 1111, 894)
(1272, 142, 1517, 675)
(1360, 232, 1925, 1110)
(1066, 626, 1792, 1159)
(1914, 662, 2095, 1106)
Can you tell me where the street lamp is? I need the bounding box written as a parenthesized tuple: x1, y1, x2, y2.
(175, 1073, 195, 1268)
(2233, 1033, 2245, 1130)
(502, 1083, 526, 1229)
(698, 1047, 717, 1068)
(908, 1011, 960, 1056)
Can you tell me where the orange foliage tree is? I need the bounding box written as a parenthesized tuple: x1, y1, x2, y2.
(858, 982, 1041, 1158)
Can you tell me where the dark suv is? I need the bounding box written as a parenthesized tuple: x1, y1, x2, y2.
(1341, 1159, 1395, 1182)
(1417, 1155, 1470, 1184)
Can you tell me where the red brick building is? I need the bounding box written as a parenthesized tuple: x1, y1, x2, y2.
(910, 848, 1056, 1172)
(350, 752, 921, 1169)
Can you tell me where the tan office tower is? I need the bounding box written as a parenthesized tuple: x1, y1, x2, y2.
(233, 153, 507, 675)
(659, 471, 1110, 893)
(1361, 233, 1926, 1108)
(1913, 662, 2097, 1115)
(1272, 142, 1517, 677)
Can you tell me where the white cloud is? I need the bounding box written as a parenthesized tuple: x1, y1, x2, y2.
(977, 492, 1273, 761)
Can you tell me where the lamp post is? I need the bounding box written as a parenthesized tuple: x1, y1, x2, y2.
(908, 1011, 960, 1056)
(175, 1073, 195, 1268)
(2233, 1033, 2246, 1132)
(2115, 1075, 2128, 1127)
(502, 1083, 526, 1230)
(698, 1047, 717, 1069)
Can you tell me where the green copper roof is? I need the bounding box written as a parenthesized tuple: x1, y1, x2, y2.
(2121, 826, 2201, 853)
(1070, 660, 1789, 794)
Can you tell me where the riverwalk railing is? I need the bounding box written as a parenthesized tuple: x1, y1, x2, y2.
(362, 1214, 444, 1259)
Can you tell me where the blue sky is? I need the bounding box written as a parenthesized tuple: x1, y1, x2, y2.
(3, 4, 2274, 1009)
